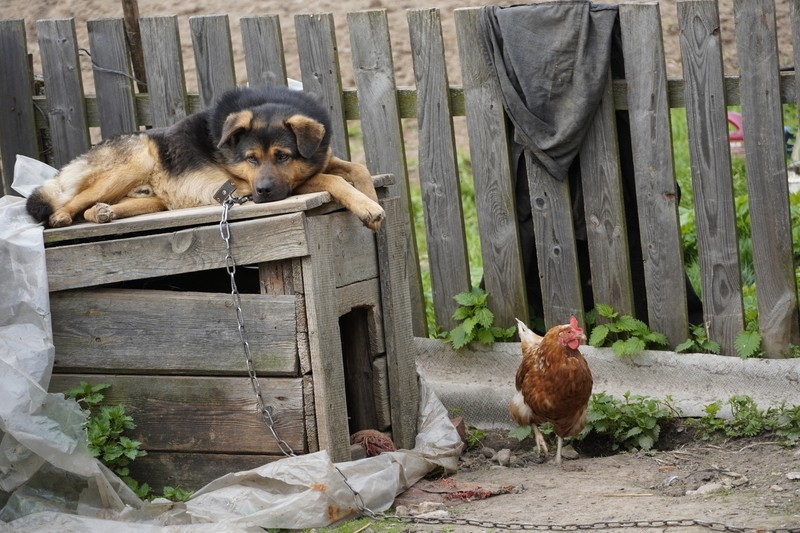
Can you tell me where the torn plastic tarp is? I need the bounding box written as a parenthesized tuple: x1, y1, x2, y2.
(1, 156, 464, 532)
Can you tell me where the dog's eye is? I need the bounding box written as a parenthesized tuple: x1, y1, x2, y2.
(246, 155, 259, 165)
(275, 152, 290, 163)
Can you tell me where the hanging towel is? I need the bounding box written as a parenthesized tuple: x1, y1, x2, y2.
(479, 1, 618, 181)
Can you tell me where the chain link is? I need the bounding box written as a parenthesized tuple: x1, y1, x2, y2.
(378, 515, 800, 532)
(219, 195, 295, 457)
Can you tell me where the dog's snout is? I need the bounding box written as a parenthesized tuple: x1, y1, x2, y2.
(256, 181, 274, 197)
(253, 178, 290, 204)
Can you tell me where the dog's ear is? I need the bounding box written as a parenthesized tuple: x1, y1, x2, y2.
(218, 110, 254, 148)
(286, 115, 326, 158)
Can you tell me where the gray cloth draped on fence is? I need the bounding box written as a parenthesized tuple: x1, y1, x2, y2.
(478, 1, 618, 181)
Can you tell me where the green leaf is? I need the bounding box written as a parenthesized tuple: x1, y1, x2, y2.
(474, 307, 494, 328)
(614, 315, 643, 332)
(595, 303, 616, 319)
(675, 339, 695, 353)
(452, 306, 472, 321)
(735, 330, 762, 358)
(449, 327, 470, 350)
(637, 434, 655, 451)
(475, 328, 495, 345)
(508, 425, 532, 442)
(589, 324, 609, 347)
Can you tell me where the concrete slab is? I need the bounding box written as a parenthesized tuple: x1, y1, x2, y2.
(414, 337, 800, 430)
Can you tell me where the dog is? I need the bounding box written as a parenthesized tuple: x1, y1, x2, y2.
(26, 86, 385, 231)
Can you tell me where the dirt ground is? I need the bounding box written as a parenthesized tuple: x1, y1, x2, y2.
(5, 1, 800, 531)
(393, 425, 800, 532)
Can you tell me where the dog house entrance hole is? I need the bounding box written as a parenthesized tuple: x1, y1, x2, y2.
(340, 307, 378, 435)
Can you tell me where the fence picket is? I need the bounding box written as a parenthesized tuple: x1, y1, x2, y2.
(734, 0, 800, 357)
(241, 15, 287, 88)
(407, 8, 471, 331)
(37, 18, 90, 168)
(140, 16, 187, 127)
(348, 10, 427, 336)
(190, 15, 237, 109)
(0, 19, 39, 195)
(295, 14, 349, 159)
(88, 18, 138, 138)
(620, 3, 689, 347)
(678, 0, 743, 355)
(580, 70, 635, 319)
(455, 7, 528, 329)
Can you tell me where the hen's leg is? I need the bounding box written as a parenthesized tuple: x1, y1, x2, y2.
(531, 425, 549, 458)
(555, 436, 564, 465)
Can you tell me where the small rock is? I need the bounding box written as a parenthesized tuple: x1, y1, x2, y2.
(415, 510, 450, 520)
(661, 475, 679, 487)
(494, 448, 512, 466)
(481, 446, 496, 459)
(787, 472, 800, 481)
(686, 482, 724, 496)
(416, 501, 445, 514)
(771, 484, 786, 492)
(395, 505, 410, 517)
(560, 444, 579, 461)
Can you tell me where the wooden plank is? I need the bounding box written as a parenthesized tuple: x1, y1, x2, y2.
(50, 289, 298, 375)
(129, 451, 280, 493)
(349, 9, 427, 336)
(240, 15, 287, 88)
(49, 374, 306, 454)
(619, 3, 689, 346)
(295, 13, 349, 159)
(377, 196, 419, 451)
(0, 19, 39, 195)
(372, 356, 391, 431)
(45, 212, 308, 291)
(407, 8, 471, 331)
(121, 0, 147, 93)
(139, 16, 187, 127)
(37, 18, 90, 168)
(580, 70, 635, 318)
(336, 278, 385, 354)
(454, 7, 528, 328)
(302, 215, 352, 461)
(189, 15, 237, 109)
(87, 18, 138, 139)
(734, 0, 800, 357)
(526, 159, 584, 328)
(677, 0, 744, 355)
(323, 210, 380, 287)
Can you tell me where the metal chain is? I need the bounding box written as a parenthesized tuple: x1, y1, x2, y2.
(377, 515, 800, 532)
(219, 194, 295, 457)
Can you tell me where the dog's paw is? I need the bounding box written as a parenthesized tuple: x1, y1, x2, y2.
(85, 203, 116, 224)
(49, 210, 73, 227)
(359, 201, 385, 232)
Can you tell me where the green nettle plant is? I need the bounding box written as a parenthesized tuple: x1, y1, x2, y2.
(576, 392, 678, 452)
(688, 395, 800, 447)
(65, 382, 152, 499)
(675, 324, 721, 354)
(443, 287, 516, 350)
(588, 304, 669, 357)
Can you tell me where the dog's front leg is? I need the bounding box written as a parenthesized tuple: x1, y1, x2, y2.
(323, 156, 380, 203)
(295, 173, 384, 232)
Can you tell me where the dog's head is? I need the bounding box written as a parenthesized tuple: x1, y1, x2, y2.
(216, 101, 331, 203)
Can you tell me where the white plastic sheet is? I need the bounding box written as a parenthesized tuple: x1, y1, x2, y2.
(1, 156, 463, 531)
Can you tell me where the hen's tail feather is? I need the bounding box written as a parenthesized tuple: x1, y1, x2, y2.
(514, 317, 543, 346)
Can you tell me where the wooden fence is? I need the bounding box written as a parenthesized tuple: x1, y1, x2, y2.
(1, 0, 799, 358)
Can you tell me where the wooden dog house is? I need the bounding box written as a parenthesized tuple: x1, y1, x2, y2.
(44, 183, 418, 491)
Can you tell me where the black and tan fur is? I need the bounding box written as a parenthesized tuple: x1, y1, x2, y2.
(26, 86, 384, 231)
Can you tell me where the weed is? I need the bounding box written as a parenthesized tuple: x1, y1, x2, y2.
(465, 427, 486, 450)
(64, 381, 151, 499)
(441, 286, 516, 349)
(688, 395, 800, 447)
(675, 324, 722, 354)
(576, 392, 679, 452)
(588, 304, 669, 357)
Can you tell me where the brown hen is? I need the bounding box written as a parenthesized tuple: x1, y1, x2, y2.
(509, 316, 593, 464)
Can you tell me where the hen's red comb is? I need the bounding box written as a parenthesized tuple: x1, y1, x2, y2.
(570, 315, 582, 332)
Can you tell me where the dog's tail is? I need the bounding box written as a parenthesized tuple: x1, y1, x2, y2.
(26, 187, 54, 224)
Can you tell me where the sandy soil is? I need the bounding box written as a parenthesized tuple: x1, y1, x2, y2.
(5, 1, 800, 530)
